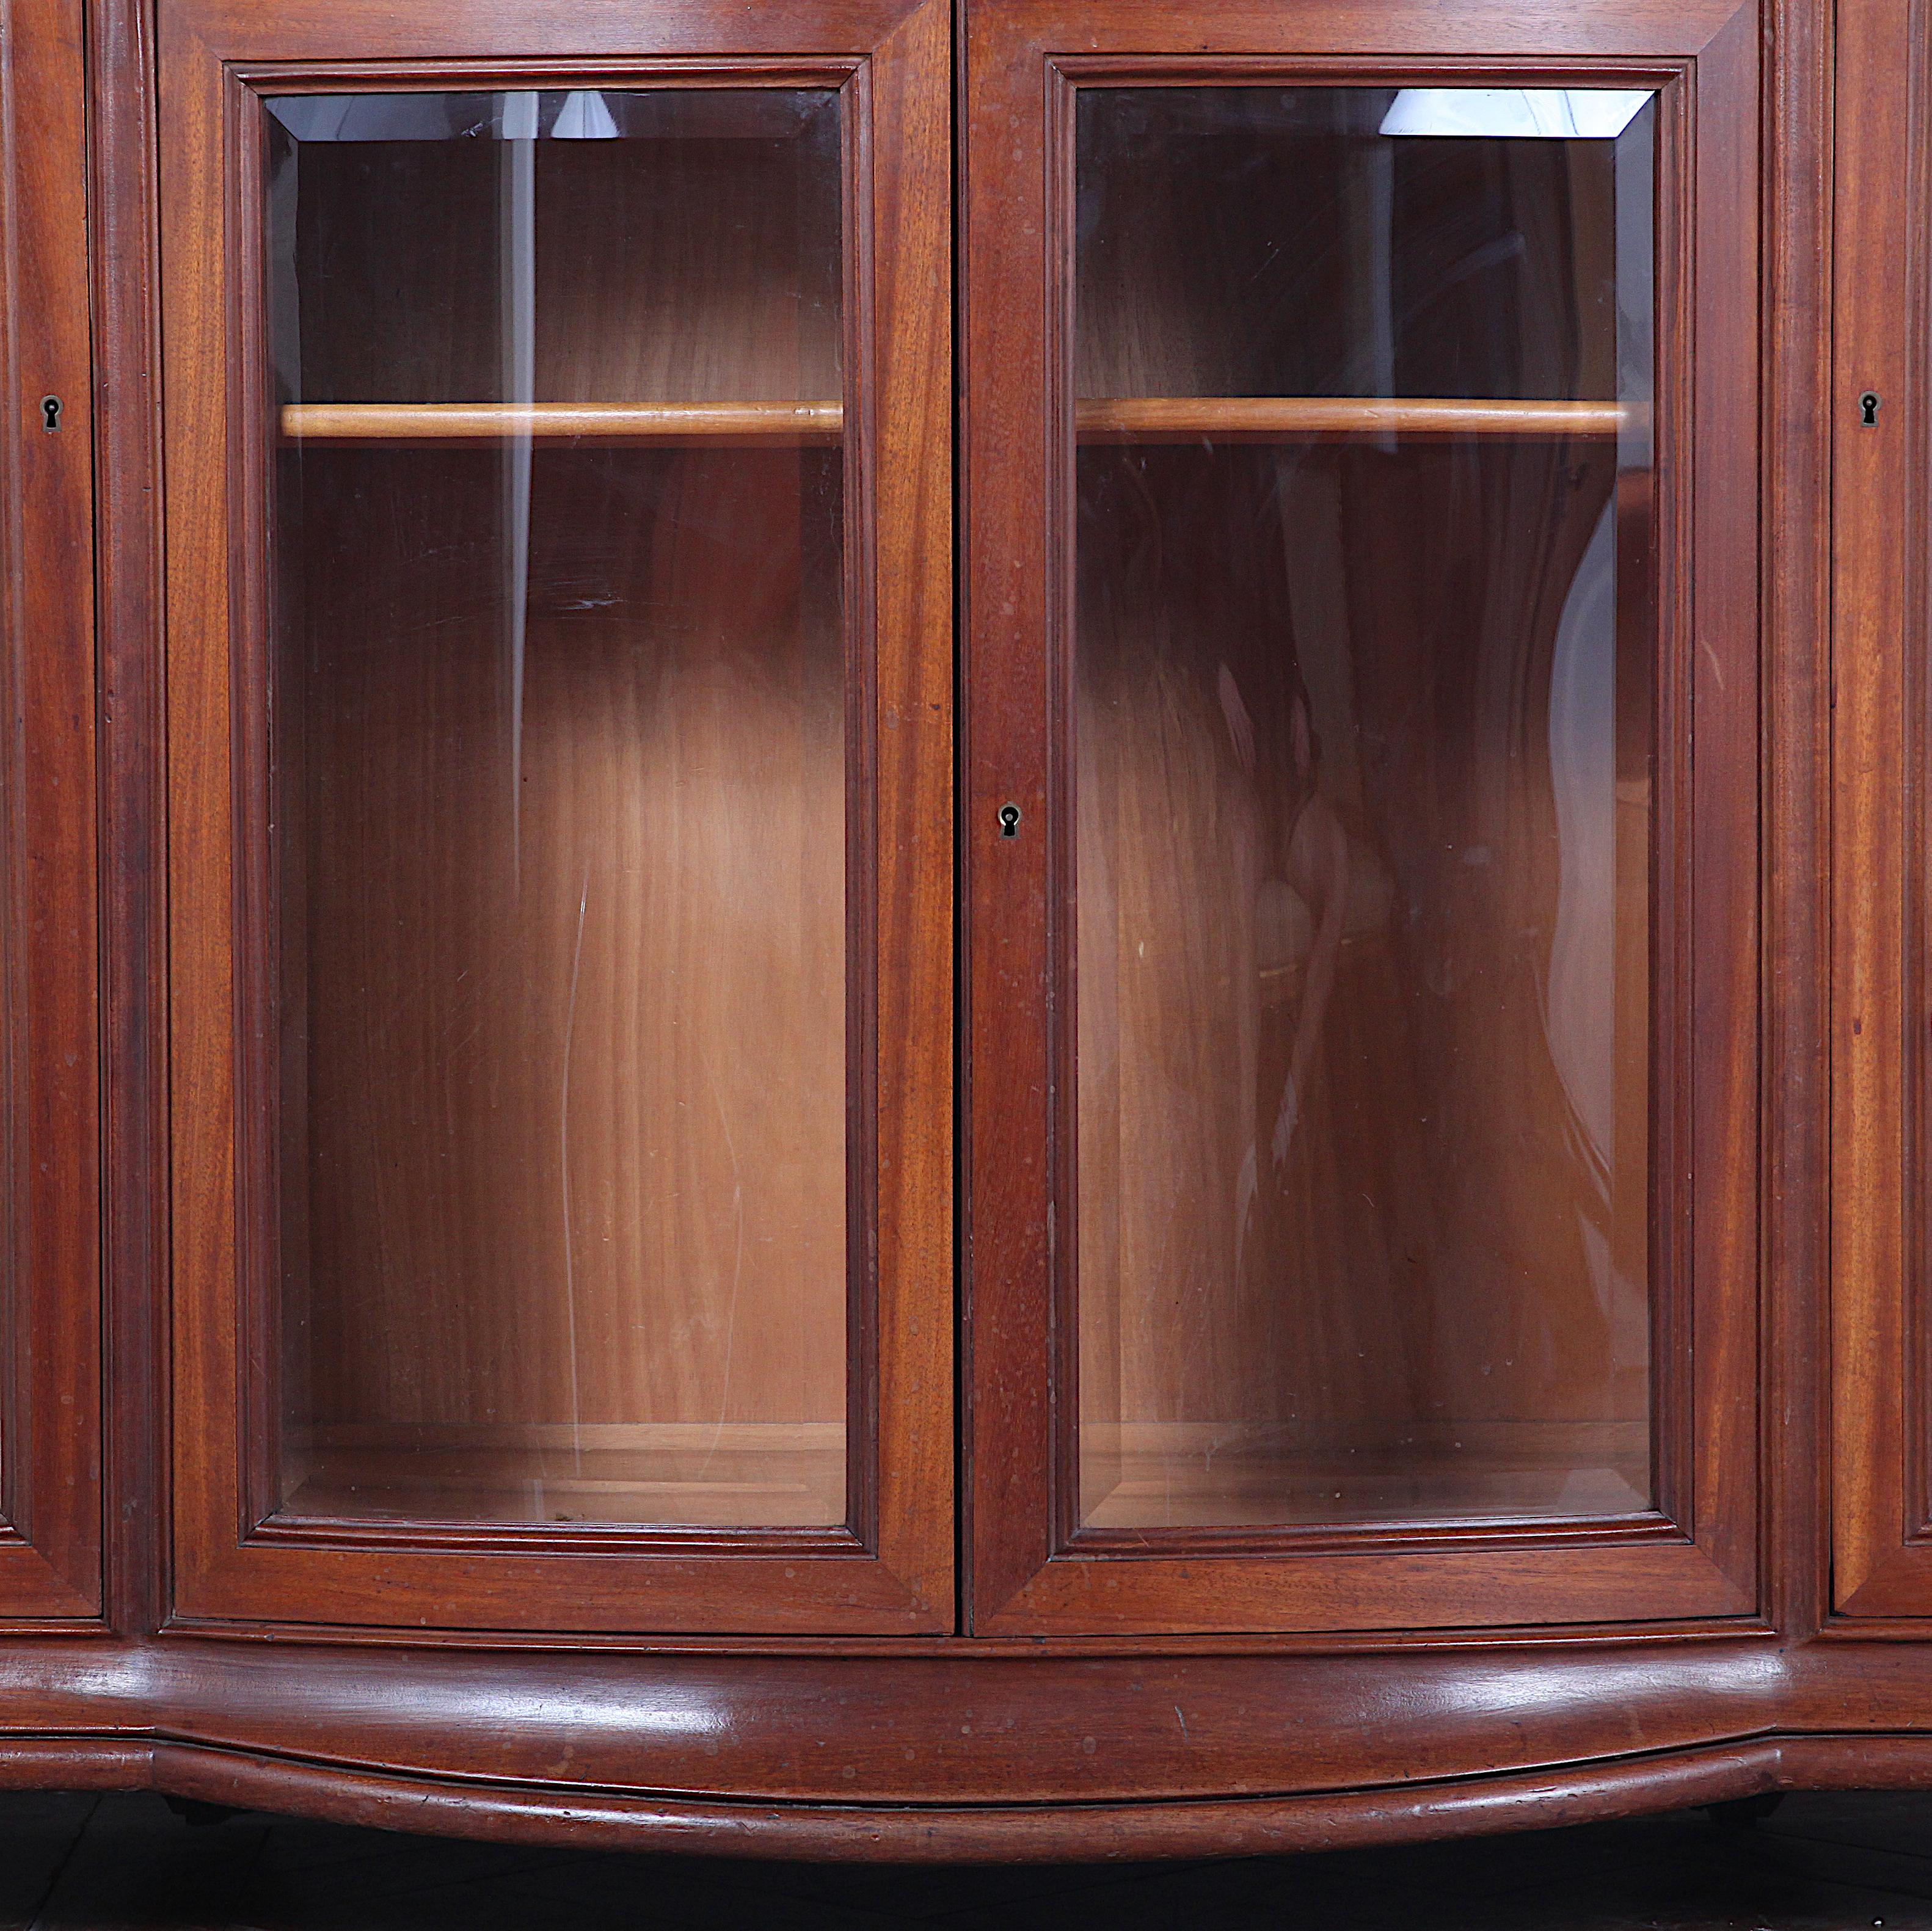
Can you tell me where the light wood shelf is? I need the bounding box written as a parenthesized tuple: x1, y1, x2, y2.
(280, 400, 845, 448)
(1079, 1421, 1650, 1531)
(279, 1423, 848, 1529)
(283, 396, 1630, 450)
(1074, 396, 1632, 443)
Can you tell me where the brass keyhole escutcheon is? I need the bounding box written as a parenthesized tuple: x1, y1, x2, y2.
(998, 803, 1021, 838)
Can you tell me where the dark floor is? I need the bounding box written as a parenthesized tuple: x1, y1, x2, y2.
(7, 1787, 1932, 1927)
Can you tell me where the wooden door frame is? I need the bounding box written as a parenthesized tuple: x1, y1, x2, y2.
(963, 0, 1764, 1635)
(0, 0, 103, 1621)
(159, 0, 953, 1635)
(1829, 0, 1932, 1622)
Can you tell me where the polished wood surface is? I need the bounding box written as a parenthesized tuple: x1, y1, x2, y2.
(1074, 396, 1631, 442)
(0, 1640, 1930, 1858)
(0, 0, 103, 1619)
(1830, 0, 1929, 1618)
(1758, 0, 1836, 1659)
(285, 396, 1623, 448)
(280, 401, 845, 445)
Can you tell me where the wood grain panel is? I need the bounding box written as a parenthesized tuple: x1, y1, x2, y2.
(1073, 437, 1648, 1531)
(0, 0, 103, 1619)
(277, 446, 849, 1524)
(1829, 0, 1930, 1617)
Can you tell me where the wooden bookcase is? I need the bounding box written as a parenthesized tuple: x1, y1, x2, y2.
(2, 0, 1930, 1868)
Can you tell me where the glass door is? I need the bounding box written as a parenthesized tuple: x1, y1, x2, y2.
(1073, 84, 1657, 1537)
(966, 0, 1762, 1635)
(266, 85, 852, 1535)
(162, 0, 950, 1635)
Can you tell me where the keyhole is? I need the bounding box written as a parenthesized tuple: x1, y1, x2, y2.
(1861, 390, 1882, 427)
(38, 396, 60, 433)
(998, 803, 1021, 838)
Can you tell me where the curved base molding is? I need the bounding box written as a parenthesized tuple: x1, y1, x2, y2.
(1, 1639, 1930, 1860)
(0, 1734, 1871, 1862)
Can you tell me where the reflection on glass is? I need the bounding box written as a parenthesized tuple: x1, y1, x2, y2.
(266, 90, 849, 1527)
(1074, 87, 1655, 1530)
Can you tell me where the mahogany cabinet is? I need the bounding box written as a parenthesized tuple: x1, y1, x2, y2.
(2, 0, 1931, 1866)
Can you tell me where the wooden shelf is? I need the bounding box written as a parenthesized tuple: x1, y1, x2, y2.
(1075, 396, 1632, 443)
(1080, 1421, 1650, 1531)
(279, 1423, 848, 1529)
(280, 401, 845, 448)
(283, 396, 1628, 449)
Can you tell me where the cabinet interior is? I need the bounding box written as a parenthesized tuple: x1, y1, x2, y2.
(266, 90, 853, 1529)
(257, 81, 1663, 1544)
(1071, 88, 1658, 1533)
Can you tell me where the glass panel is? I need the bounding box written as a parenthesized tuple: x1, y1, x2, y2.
(1074, 87, 1656, 1531)
(265, 89, 849, 1528)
